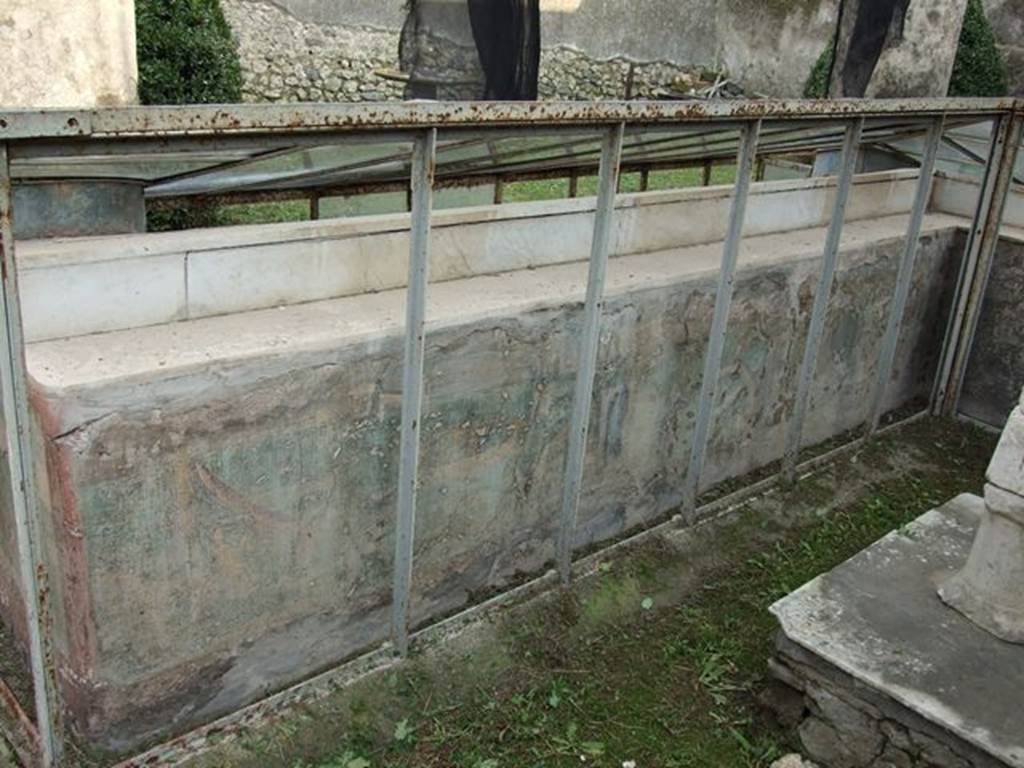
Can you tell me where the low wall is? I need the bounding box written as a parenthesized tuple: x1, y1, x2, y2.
(959, 232, 1024, 426)
(5, 169, 1024, 753)
(15, 214, 962, 751)
(18, 170, 920, 342)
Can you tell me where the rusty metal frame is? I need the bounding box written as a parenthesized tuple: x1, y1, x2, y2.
(681, 119, 762, 513)
(0, 99, 1014, 142)
(782, 118, 865, 480)
(555, 123, 626, 585)
(936, 110, 1024, 417)
(866, 117, 945, 435)
(0, 98, 1021, 767)
(0, 143, 62, 766)
(390, 129, 437, 657)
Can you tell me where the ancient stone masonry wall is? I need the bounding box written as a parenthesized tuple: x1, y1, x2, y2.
(220, 0, 405, 102)
(538, 48, 701, 100)
(222, 0, 706, 104)
(772, 638, 1007, 768)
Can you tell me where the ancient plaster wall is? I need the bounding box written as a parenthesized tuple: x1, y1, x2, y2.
(222, 0, 840, 102)
(2, 169, 1020, 750)
(930, 174, 1024, 427)
(0, 0, 137, 108)
(827, 0, 969, 98)
(12, 211, 960, 751)
(959, 235, 1024, 427)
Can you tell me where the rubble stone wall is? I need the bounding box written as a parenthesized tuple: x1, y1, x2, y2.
(771, 638, 1006, 768)
(221, 0, 839, 102)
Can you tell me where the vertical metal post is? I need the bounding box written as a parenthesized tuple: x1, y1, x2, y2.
(935, 111, 1024, 417)
(390, 129, 437, 657)
(494, 176, 505, 205)
(0, 144, 62, 766)
(309, 192, 321, 221)
(866, 117, 944, 435)
(702, 160, 712, 187)
(929, 117, 1006, 415)
(640, 167, 650, 192)
(781, 119, 864, 480)
(568, 169, 579, 199)
(554, 123, 626, 586)
(681, 120, 762, 513)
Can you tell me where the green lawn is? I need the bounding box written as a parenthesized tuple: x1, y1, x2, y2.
(170, 417, 993, 768)
(147, 166, 738, 231)
(503, 166, 737, 203)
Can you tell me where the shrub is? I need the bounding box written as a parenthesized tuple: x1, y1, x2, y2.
(803, 41, 835, 99)
(136, 0, 244, 229)
(136, 0, 243, 105)
(948, 0, 1008, 97)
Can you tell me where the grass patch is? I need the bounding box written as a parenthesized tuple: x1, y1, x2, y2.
(150, 166, 738, 231)
(177, 417, 993, 768)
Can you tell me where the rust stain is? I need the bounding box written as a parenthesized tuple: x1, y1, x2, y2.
(30, 390, 101, 691)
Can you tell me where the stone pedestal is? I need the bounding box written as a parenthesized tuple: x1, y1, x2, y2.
(940, 394, 1024, 643)
(769, 494, 1024, 768)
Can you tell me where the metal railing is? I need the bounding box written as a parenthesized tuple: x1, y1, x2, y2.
(0, 97, 1021, 766)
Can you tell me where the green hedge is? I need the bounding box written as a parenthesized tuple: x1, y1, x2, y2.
(137, 0, 244, 230)
(948, 0, 1008, 97)
(136, 0, 243, 105)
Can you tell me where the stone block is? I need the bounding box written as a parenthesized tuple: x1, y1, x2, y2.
(803, 686, 883, 765)
(771, 755, 820, 768)
(758, 679, 806, 728)
(875, 743, 914, 768)
(19, 252, 187, 342)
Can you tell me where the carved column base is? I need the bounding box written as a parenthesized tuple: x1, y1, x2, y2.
(939, 483, 1024, 644)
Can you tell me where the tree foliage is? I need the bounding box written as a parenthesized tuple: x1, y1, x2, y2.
(136, 0, 243, 105)
(948, 0, 1008, 97)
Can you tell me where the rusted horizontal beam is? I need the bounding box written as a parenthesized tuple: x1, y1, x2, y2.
(0, 98, 1019, 142)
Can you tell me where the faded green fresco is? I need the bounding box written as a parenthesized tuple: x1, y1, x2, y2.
(5, 227, 965, 752)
